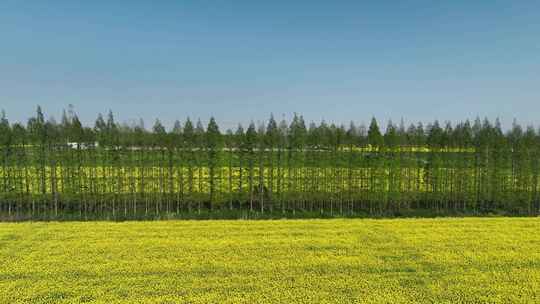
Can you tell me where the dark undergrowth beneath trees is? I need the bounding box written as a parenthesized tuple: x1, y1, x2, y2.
(1, 207, 536, 222)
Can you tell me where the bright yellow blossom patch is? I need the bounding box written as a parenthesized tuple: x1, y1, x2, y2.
(1, 218, 539, 303)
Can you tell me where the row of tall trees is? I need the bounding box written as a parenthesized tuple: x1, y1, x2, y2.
(1, 106, 539, 219)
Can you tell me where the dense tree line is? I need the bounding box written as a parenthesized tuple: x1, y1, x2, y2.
(1, 106, 539, 220)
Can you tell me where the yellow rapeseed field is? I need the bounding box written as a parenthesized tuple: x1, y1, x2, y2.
(1, 218, 539, 303)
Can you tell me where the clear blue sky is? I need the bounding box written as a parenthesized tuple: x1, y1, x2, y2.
(1, 1, 539, 130)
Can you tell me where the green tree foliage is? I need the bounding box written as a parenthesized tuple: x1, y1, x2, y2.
(368, 117, 383, 149)
(1, 107, 540, 220)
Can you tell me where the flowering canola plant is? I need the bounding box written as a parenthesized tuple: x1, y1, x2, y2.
(1, 218, 540, 303)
